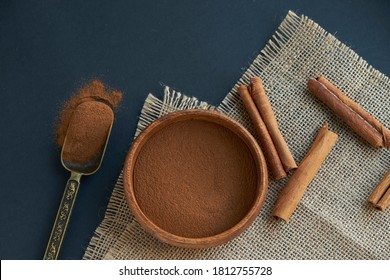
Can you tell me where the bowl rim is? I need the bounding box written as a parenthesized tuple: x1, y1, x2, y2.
(123, 109, 268, 248)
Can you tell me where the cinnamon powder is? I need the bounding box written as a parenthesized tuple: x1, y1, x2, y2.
(62, 101, 113, 165)
(57, 80, 122, 165)
(133, 119, 258, 238)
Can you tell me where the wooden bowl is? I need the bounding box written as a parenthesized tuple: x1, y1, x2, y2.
(123, 109, 268, 248)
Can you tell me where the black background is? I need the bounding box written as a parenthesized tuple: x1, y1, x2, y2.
(0, 0, 389, 259)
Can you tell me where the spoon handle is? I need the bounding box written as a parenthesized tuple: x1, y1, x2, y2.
(43, 172, 81, 260)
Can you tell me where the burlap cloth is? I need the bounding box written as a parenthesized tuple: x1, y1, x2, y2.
(83, 11, 389, 260)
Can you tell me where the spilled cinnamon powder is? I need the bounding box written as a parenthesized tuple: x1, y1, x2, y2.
(133, 119, 258, 238)
(57, 80, 122, 165)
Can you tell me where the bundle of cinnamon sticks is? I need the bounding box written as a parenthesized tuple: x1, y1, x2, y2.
(238, 77, 297, 180)
(239, 77, 338, 221)
(238, 75, 389, 221)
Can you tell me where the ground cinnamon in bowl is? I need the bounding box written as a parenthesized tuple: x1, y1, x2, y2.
(124, 110, 268, 248)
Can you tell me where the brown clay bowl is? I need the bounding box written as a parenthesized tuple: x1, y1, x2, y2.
(123, 109, 268, 248)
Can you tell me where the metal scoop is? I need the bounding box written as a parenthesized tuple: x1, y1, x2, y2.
(43, 101, 114, 260)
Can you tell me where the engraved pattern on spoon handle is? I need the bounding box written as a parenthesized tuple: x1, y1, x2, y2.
(43, 178, 80, 260)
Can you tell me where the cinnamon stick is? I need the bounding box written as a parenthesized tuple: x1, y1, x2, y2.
(238, 85, 287, 180)
(368, 170, 390, 212)
(250, 77, 297, 172)
(308, 77, 388, 149)
(317, 76, 390, 149)
(272, 123, 338, 221)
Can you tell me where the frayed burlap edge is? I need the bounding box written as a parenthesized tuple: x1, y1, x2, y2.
(219, 11, 389, 119)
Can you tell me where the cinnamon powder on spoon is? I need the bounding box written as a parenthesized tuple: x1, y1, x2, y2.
(56, 80, 122, 164)
(62, 101, 114, 165)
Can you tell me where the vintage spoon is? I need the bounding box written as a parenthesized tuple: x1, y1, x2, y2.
(43, 101, 114, 260)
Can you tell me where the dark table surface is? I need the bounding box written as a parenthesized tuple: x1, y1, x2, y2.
(0, 0, 389, 260)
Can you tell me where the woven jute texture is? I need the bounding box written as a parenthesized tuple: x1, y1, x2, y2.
(83, 11, 389, 260)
